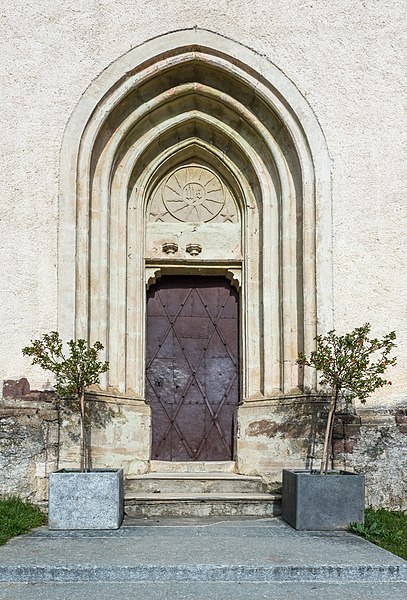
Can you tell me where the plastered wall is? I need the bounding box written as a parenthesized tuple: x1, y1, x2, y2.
(1, 3, 406, 403)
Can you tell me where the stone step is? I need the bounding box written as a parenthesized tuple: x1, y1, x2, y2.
(2, 521, 406, 587)
(2, 582, 406, 600)
(125, 472, 270, 495)
(124, 492, 282, 518)
(149, 460, 236, 473)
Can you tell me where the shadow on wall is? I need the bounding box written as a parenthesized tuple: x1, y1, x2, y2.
(2, 379, 117, 473)
(245, 396, 330, 469)
(54, 395, 117, 470)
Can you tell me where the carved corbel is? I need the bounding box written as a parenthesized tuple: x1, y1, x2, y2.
(226, 268, 242, 290)
(186, 243, 202, 256)
(146, 267, 162, 289)
(162, 242, 178, 255)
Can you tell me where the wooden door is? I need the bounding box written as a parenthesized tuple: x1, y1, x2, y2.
(146, 275, 239, 461)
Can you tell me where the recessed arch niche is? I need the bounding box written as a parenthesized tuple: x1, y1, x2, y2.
(59, 29, 332, 473)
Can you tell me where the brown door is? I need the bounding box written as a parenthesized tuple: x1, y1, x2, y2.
(146, 275, 239, 461)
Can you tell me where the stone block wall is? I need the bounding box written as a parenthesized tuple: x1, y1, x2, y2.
(334, 407, 407, 511)
(0, 379, 58, 505)
(0, 379, 151, 506)
(237, 395, 407, 511)
(57, 392, 151, 477)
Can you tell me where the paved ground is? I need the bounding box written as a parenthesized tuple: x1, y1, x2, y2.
(0, 517, 406, 599)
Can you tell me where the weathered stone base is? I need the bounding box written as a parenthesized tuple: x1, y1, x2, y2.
(57, 391, 151, 477)
(333, 406, 407, 510)
(236, 396, 329, 477)
(1, 380, 406, 511)
(0, 380, 150, 505)
(236, 396, 407, 511)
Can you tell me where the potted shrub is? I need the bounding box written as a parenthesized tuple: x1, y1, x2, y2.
(282, 324, 396, 530)
(22, 332, 124, 530)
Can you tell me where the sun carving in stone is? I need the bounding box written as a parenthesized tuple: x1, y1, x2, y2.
(162, 166, 226, 222)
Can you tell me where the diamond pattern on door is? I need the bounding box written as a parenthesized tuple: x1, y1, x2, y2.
(146, 275, 239, 461)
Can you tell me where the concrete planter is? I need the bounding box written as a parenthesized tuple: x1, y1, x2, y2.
(282, 469, 365, 531)
(48, 468, 124, 530)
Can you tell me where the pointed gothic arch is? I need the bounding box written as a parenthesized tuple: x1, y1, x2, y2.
(58, 29, 332, 471)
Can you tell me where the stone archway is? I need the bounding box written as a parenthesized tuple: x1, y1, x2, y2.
(58, 29, 332, 475)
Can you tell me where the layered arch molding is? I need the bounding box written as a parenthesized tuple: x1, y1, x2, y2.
(59, 28, 332, 402)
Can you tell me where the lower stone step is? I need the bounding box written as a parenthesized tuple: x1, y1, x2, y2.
(124, 493, 282, 518)
(2, 521, 406, 586)
(2, 582, 405, 599)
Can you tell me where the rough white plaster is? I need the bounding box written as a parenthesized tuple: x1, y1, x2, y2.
(1, 1, 406, 410)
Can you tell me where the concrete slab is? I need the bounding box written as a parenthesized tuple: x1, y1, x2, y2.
(0, 518, 405, 586)
(48, 469, 124, 530)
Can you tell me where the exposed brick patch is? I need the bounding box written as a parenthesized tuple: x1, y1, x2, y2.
(333, 439, 344, 454)
(2, 378, 55, 403)
(333, 438, 354, 455)
(3, 378, 30, 399)
(395, 409, 407, 434)
(343, 439, 354, 453)
(332, 413, 362, 463)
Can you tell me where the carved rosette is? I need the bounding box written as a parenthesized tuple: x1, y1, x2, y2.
(148, 165, 238, 223)
(163, 166, 225, 222)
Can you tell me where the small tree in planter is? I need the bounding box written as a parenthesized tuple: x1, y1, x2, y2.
(283, 323, 396, 530)
(23, 332, 123, 530)
(22, 331, 109, 472)
(297, 323, 397, 474)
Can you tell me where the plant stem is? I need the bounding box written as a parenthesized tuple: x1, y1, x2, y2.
(79, 390, 85, 472)
(320, 385, 339, 474)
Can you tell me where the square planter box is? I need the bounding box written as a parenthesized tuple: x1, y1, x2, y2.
(282, 469, 365, 531)
(48, 468, 124, 530)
